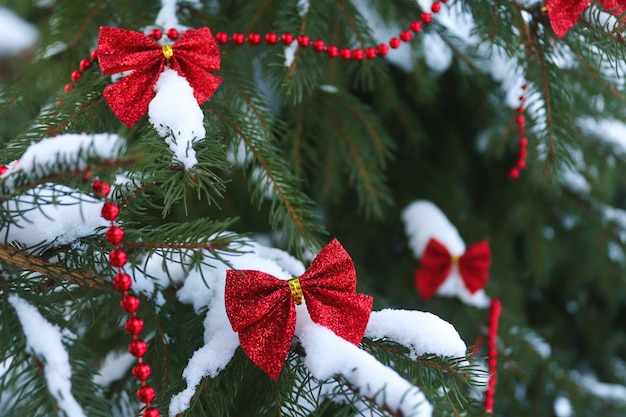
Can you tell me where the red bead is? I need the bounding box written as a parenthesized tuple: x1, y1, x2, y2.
(509, 168, 519, 179)
(421, 13, 433, 23)
(522, 82, 528, 90)
(109, 249, 128, 267)
(143, 408, 160, 417)
(128, 339, 148, 357)
(265, 33, 278, 44)
(232, 33, 245, 45)
(71, 70, 82, 82)
(149, 28, 163, 40)
(516, 159, 526, 170)
(113, 273, 132, 291)
(121, 294, 140, 313)
(248, 33, 261, 45)
(166, 28, 179, 40)
(365, 47, 377, 59)
(389, 38, 401, 49)
(125, 317, 144, 335)
(92, 180, 110, 197)
(215, 32, 229, 44)
(516, 115, 525, 125)
(377, 44, 389, 55)
(79, 59, 91, 71)
(101, 202, 120, 220)
(326, 46, 339, 57)
(519, 148, 528, 158)
(516, 106, 525, 114)
(82, 171, 92, 183)
(281, 33, 294, 45)
(106, 226, 124, 245)
(431, 2, 442, 12)
(143, 408, 161, 417)
(0, 166, 7, 175)
(137, 386, 156, 404)
(90, 49, 98, 60)
(56, 99, 63, 106)
(410, 21, 422, 33)
(352, 49, 364, 60)
(519, 137, 528, 147)
(312, 39, 325, 51)
(64, 84, 74, 93)
(339, 48, 352, 60)
(400, 30, 413, 42)
(297, 35, 310, 47)
(132, 363, 151, 381)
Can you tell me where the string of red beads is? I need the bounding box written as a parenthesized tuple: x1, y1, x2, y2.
(211, 1, 447, 61)
(93, 180, 160, 417)
(509, 83, 529, 179)
(485, 298, 502, 413)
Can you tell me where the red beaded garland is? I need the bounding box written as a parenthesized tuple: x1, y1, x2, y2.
(400, 30, 413, 42)
(297, 35, 310, 47)
(125, 317, 145, 335)
(421, 12, 433, 23)
(79, 59, 91, 71)
(265, 32, 278, 44)
(410, 21, 423, 32)
(109, 249, 128, 267)
(215, 32, 228, 44)
(129, 339, 148, 357)
(281, 33, 294, 45)
(143, 407, 161, 417)
(377, 43, 389, 55)
(101, 202, 120, 220)
(389, 37, 401, 49)
(166, 28, 179, 40)
(339, 48, 352, 60)
(312, 39, 325, 51)
(365, 47, 377, 59)
(248, 33, 261, 45)
(232, 33, 245, 45)
(90, 49, 98, 61)
(432, 2, 442, 12)
(92, 180, 110, 197)
(137, 386, 157, 404)
(113, 273, 132, 291)
(510, 83, 529, 179)
(132, 363, 152, 381)
(326, 46, 339, 57)
(71, 70, 82, 82)
(64, 84, 74, 93)
(106, 226, 125, 245)
(352, 48, 364, 60)
(121, 294, 141, 313)
(149, 28, 163, 40)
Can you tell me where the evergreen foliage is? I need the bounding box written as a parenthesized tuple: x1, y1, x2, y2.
(1, 0, 626, 416)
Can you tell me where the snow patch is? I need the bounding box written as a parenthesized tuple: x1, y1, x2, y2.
(0, 7, 38, 56)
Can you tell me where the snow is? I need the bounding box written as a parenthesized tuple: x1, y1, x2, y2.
(1, 133, 125, 186)
(366, 309, 467, 358)
(8, 294, 86, 417)
(284, 41, 298, 67)
(93, 351, 136, 387)
(0, 7, 38, 56)
(170, 237, 465, 417)
(148, 68, 206, 169)
(155, 0, 180, 30)
(402, 200, 490, 307)
(297, 0, 310, 16)
(573, 371, 626, 402)
(1, 184, 109, 247)
(578, 117, 626, 153)
(320, 84, 338, 93)
(554, 395, 573, 417)
(510, 327, 551, 359)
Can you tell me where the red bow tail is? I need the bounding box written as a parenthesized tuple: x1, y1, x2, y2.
(97, 26, 222, 127)
(545, 0, 591, 38)
(224, 239, 372, 380)
(458, 240, 491, 294)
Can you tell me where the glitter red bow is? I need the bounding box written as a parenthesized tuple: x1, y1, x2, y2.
(545, 0, 626, 38)
(97, 26, 222, 127)
(415, 238, 491, 301)
(224, 239, 373, 380)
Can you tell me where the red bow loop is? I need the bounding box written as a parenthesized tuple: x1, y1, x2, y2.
(224, 239, 373, 380)
(96, 26, 222, 127)
(414, 237, 491, 300)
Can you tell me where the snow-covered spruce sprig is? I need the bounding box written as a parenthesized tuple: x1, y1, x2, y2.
(168, 238, 468, 417)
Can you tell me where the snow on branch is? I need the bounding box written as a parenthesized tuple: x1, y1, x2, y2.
(8, 294, 86, 417)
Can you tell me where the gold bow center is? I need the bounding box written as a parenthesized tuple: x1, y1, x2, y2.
(288, 277, 303, 305)
(162, 45, 174, 64)
(450, 254, 460, 263)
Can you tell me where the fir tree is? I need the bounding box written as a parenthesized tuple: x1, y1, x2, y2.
(1, 0, 626, 417)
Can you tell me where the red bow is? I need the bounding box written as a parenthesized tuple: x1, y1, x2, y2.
(224, 239, 373, 380)
(97, 26, 222, 127)
(415, 238, 491, 301)
(546, 0, 626, 38)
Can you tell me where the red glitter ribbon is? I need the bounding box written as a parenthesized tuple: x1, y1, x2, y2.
(224, 239, 373, 380)
(97, 26, 222, 127)
(546, 0, 626, 38)
(415, 238, 491, 300)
